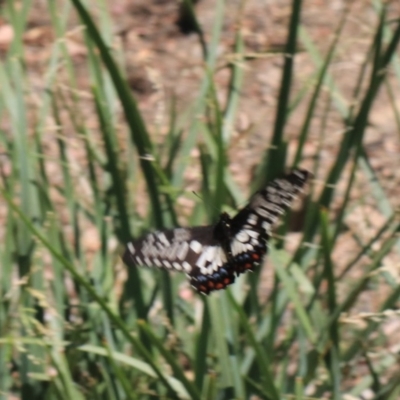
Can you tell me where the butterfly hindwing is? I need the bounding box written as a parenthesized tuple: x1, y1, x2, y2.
(124, 226, 213, 274)
(123, 225, 235, 294)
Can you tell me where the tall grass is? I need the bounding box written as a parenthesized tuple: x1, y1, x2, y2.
(1, 0, 400, 399)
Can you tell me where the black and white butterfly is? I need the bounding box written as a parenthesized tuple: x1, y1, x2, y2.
(123, 169, 310, 294)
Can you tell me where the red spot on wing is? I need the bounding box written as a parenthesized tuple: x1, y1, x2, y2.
(199, 285, 208, 294)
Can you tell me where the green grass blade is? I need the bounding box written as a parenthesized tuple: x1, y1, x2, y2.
(255, 0, 303, 187)
(78, 344, 191, 399)
(139, 321, 201, 400)
(293, 4, 349, 166)
(227, 291, 280, 399)
(1, 190, 184, 397)
(320, 210, 340, 398)
(70, 0, 164, 232)
(172, 0, 225, 188)
(270, 247, 316, 345)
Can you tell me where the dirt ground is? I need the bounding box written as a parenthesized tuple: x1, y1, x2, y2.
(9, 2, 398, 156)
(1, 0, 398, 189)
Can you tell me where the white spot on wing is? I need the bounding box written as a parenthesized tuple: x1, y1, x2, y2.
(144, 257, 152, 266)
(246, 230, 259, 239)
(195, 250, 208, 269)
(173, 228, 191, 242)
(266, 193, 281, 204)
(142, 242, 158, 258)
(154, 258, 162, 267)
(127, 242, 135, 255)
(255, 206, 274, 219)
(267, 186, 278, 194)
(166, 241, 180, 260)
(212, 260, 223, 271)
(262, 221, 271, 231)
(251, 194, 270, 208)
(205, 246, 216, 262)
(236, 230, 250, 243)
(247, 214, 258, 225)
(147, 234, 155, 243)
(157, 232, 170, 246)
(182, 261, 192, 272)
(215, 247, 227, 264)
(156, 242, 165, 251)
(176, 242, 189, 260)
(173, 262, 182, 271)
(265, 203, 284, 214)
(190, 240, 203, 254)
(200, 266, 208, 275)
(135, 256, 143, 265)
(232, 239, 246, 256)
(280, 180, 296, 192)
(294, 169, 306, 178)
(163, 260, 172, 269)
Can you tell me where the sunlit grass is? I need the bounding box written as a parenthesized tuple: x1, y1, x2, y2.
(1, 0, 400, 399)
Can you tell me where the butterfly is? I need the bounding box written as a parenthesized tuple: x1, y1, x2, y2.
(123, 169, 310, 294)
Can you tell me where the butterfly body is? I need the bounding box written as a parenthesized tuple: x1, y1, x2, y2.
(123, 169, 310, 294)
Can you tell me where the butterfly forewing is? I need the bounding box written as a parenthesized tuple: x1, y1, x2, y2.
(226, 169, 310, 277)
(123, 169, 310, 294)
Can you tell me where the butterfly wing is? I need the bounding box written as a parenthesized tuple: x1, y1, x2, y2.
(123, 225, 235, 294)
(123, 169, 310, 295)
(227, 169, 311, 275)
